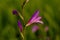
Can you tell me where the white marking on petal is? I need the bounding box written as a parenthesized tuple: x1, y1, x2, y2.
(36, 21, 44, 24)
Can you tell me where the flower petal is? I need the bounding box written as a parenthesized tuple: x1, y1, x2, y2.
(32, 26, 39, 33)
(32, 17, 41, 23)
(18, 20, 23, 32)
(26, 10, 39, 26)
(28, 10, 39, 23)
(36, 20, 44, 24)
(26, 17, 43, 26)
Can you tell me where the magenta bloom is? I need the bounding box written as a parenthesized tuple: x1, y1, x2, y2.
(18, 20, 23, 32)
(26, 10, 43, 26)
(32, 26, 39, 33)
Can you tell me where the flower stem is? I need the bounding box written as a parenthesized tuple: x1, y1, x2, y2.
(20, 32, 24, 40)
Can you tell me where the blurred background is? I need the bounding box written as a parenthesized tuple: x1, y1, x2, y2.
(0, 0, 60, 40)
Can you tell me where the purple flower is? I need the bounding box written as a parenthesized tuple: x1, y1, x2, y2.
(26, 10, 43, 26)
(18, 20, 23, 32)
(12, 10, 18, 15)
(32, 26, 39, 33)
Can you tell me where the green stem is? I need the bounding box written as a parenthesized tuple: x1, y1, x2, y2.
(19, 1, 28, 39)
(20, 26, 26, 40)
(18, 12, 24, 21)
(20, 32, 24, 40)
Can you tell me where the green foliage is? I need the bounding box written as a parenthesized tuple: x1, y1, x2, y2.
(0, 0, 60, 40)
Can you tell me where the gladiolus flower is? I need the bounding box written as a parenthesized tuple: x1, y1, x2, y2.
(26, 10, 43, 26)
(18, 20, 23, 32)
(32, 26, 39, 33)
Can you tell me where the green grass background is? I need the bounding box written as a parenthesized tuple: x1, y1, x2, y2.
(0, 0, 60, 40)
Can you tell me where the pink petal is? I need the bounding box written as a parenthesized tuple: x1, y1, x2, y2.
(26, 17, 43, 26)
(28, 10, 39, 23)
(36, 21, 44, 24)
(32, 26, 39, 33)
(32, 17, 41, 23)
(26, 10, 40, 26)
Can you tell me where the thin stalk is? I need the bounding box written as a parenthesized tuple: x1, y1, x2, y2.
(20, 32, 24, 40)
